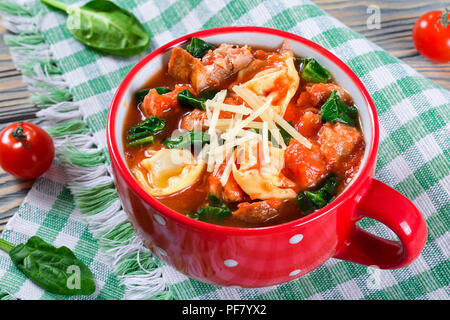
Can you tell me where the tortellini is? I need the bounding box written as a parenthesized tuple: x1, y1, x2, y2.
(232, 139, 297, 200)
(132, 149, 205, 197)
(240, 53, 299, 117)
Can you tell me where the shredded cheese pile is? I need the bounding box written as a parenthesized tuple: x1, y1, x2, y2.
(199, 82, 311, 187)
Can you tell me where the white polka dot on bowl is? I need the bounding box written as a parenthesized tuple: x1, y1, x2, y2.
(224, 259, 238, 267)
(289, 234, 303, 244)
(289, 269, 301, 277)
(153, 214, 166, 226)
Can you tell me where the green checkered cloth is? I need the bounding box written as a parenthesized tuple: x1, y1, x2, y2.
(0, 0, 448, 300)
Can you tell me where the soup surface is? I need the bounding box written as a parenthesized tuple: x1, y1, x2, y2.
(123, 38, 365, 228)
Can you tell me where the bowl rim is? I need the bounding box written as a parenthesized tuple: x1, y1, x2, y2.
(107, 26, 379, 236)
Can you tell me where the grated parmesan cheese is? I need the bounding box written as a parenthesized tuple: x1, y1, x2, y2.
(271, 111, 312, 149)
(204, 119, 265, 130)
(220, 151, 235, 186)
(205, 100, 253, 115)
(262, 121, 270, 164)
(232, 85, 311, 149)
(199, 78, 311, 183)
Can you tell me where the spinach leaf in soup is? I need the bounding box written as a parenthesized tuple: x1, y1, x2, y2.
(296, 174, 339, 213)
(320, 91, 358, 126)
(186, 37, 216, 58)
(135, 87, 171, 104)
(40, 0, 150, 57)
(177, 89, 221, 111)
(127, 116, 166, 147)
(199, 89, 220, 100)
(278, 122, 294, 145)
(298, 57, 331, 83)
(188, 194, 232, 221)
(162, 130, 210, 149)
(177, 89, 206, 110)
(127, 135, 155, 148)
(252, 122, 293, 146)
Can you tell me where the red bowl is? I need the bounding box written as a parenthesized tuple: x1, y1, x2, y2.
(107, 27, 427, 287)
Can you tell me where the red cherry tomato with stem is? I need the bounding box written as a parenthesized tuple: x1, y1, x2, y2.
(412, 8, 450, 63)
(0, 122, 54, 179)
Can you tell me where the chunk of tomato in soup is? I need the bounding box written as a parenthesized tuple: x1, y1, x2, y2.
(284, 95, 322, 138)
(284, 106, 322, 138)
(180, 109, 208, 131)
(208, 163, 248, 203)
(284, 139, 329, 190)
(141, 85, 193, 119)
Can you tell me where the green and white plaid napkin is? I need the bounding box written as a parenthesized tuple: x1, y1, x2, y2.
(0, 0, 448, 300)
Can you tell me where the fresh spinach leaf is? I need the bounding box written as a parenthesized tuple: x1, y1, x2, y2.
(127, 135, 154, 148)
(189, 194, 232, 221)
(177, 89, 206, 110)
(135, 89, 150, 105)
(296, 174, 339, 213)
(135, 87, 171, 104)
(197, 206, 232, 221)
(200, 89, 220, 100)
(41, 0, 150, 57)
(296, 192, 315, 212)
(186, 37, 216, 58)
(186, 213, 200, 220)
(298, 57, 331, 83)
(0, 236, 95, 296)
(127, 116, 165, 147)
(177, 89, 223, 111)
(278, 122, 294, 145)
(128, 116, 165, 140)
(162, 130, 210, 149)
(252, 122, 293, 146)
(155, 88, 172, 95)
(320, 91, 358, 126)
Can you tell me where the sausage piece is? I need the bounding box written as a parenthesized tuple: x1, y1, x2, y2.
(232, 199, 282, 224)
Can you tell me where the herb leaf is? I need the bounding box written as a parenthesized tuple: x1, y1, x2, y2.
(1, 236, 95, 296)
(186, 37, 216, 58)
(197, 206, 231, 221)
(278, 122, 294, 145)
(252, 122, 293, 145)
(41, 0, 150, 57)
(296, 174, 339, 213)
(162, 130, 210, 149)
(155, 87, 172, 95)
(127, 116, 165, 147)
(320, 91, 358, 126)
(200, 89, 220, 100)
(296, 192, 315, 212)
(189, 194, 232, 221)
(127, 135, 154, 148)
(177, 89, 222, 111)
(177, 89, 206, 110)
(299, 57, 331, 83)
(135, 87, 171, 104)
(128, 116, 165, 140)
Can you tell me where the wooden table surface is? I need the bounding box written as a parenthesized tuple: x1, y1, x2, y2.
(0, 0, 449, 231)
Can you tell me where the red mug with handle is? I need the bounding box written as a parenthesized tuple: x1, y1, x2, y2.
(335, 179, 427, 269)
(107, 27, 427, 287)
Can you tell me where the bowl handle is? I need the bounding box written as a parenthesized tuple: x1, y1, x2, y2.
(334, 179, 427, 269)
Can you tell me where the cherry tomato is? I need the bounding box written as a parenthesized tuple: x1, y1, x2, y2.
(0, 122, 54, 179)
(412, 8, 450, 63)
